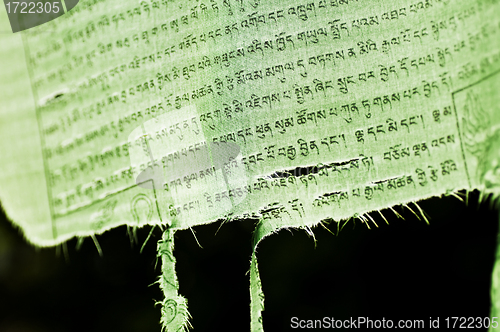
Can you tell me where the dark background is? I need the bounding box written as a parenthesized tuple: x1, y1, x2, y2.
(0, 190, 498, 331)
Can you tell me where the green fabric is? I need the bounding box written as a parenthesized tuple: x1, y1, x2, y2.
(1, 0, 500, 330)
(157, 229, 191, 332)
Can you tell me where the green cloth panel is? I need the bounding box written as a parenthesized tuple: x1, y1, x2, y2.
(1, 0, 500, 330)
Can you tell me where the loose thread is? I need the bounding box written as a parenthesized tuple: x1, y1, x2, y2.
(157, 228, 192, 332)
